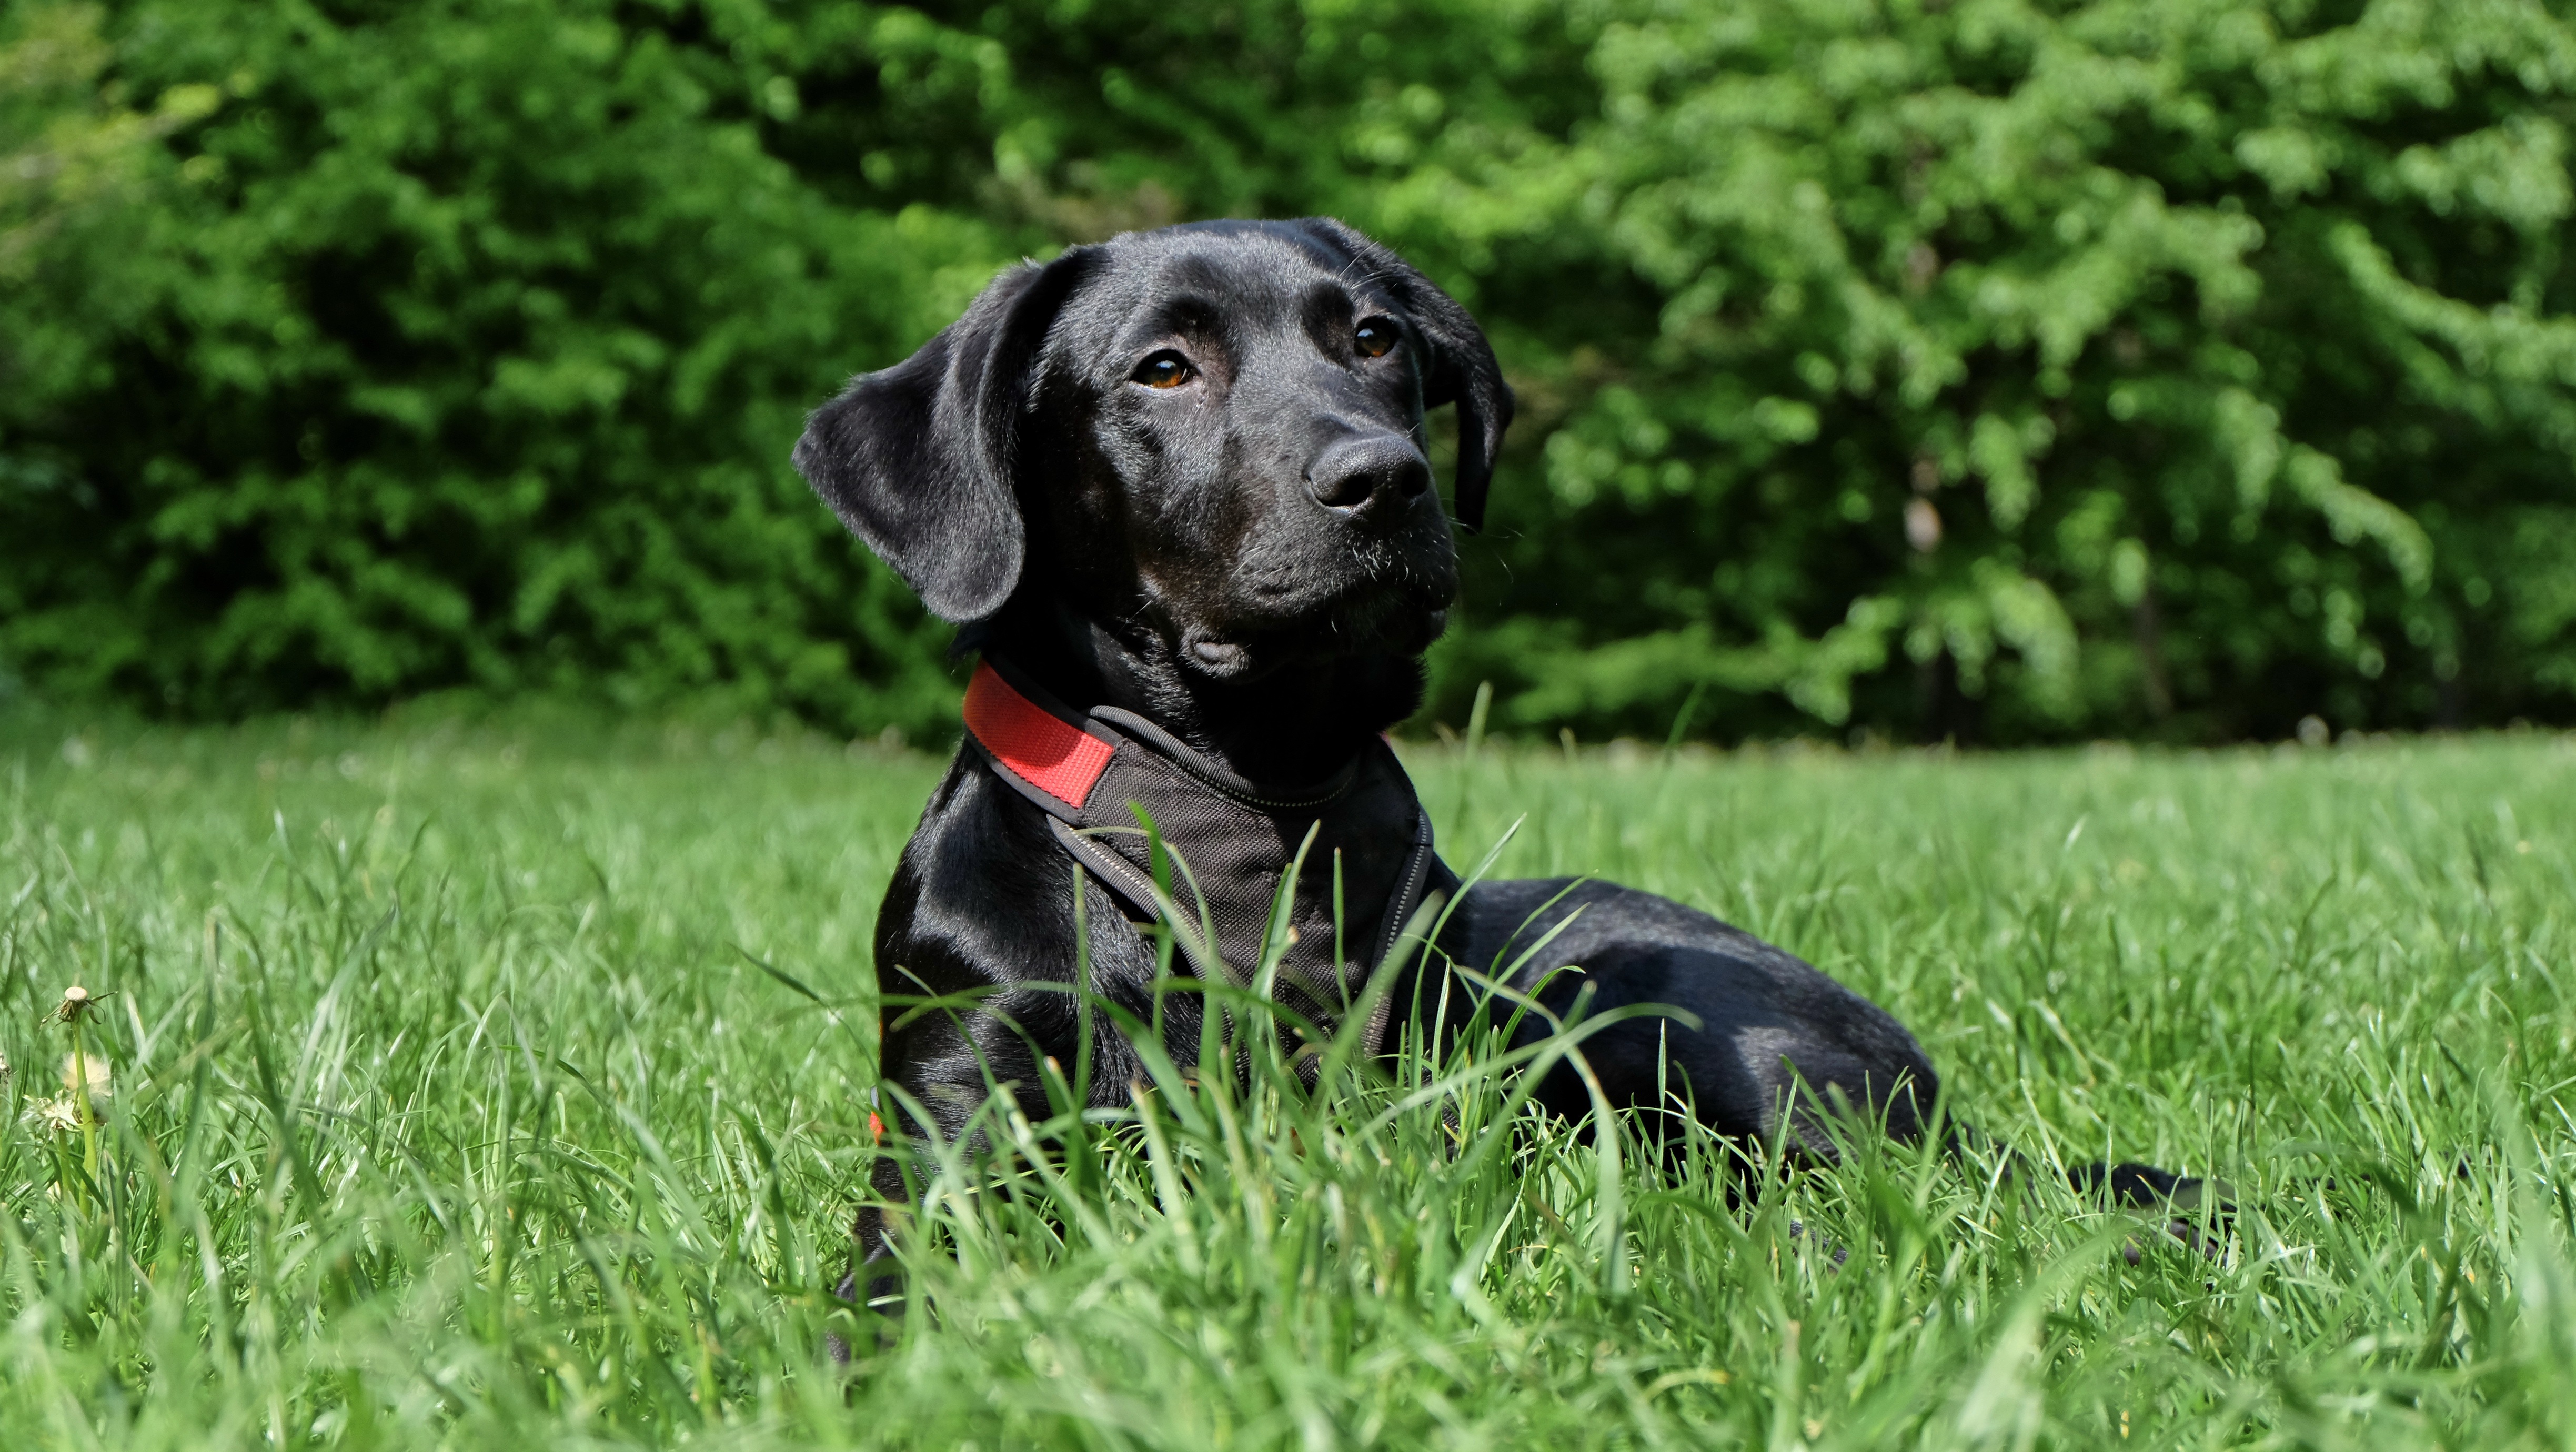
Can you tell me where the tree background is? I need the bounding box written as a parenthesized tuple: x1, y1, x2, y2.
(5, 0, 2573, 745)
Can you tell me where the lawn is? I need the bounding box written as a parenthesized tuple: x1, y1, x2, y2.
(4, 710, 2574, 1449)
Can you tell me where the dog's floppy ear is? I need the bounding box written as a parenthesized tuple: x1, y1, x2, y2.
(793, 250, 1095, 621)
(1296, 218, 1514, 532)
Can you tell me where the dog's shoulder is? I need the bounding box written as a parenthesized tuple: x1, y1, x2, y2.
(902, 749, 1064, 885)
(877, 751, 1082, 980)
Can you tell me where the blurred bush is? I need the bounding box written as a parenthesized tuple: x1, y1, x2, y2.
(4, 0, 2573, 743)
(0, 0, 987, 735)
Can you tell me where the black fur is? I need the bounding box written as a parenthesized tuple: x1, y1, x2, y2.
(793, 219, 2202, 1309)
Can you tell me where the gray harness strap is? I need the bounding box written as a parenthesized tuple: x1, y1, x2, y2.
(964, 654, 1454, 1048)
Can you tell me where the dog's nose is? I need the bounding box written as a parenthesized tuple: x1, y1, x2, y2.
(1306, 435, 1432, 518)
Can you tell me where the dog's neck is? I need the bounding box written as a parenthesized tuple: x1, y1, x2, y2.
(971, 602, 1423, 784)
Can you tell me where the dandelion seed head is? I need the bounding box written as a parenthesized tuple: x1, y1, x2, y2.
(59, 1052, 111, 1097)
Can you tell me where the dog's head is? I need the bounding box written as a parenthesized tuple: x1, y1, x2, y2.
(793, 219, 1511, 681)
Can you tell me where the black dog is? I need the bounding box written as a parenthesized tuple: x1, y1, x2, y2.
(794, 218, 2190, 1298)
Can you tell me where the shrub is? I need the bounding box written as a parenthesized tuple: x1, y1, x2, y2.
(0, 0, 994, 737)
(1393, 0, 2576, 742)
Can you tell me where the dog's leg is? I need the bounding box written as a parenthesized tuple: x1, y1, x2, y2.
(1432, 878, 1941, 1154)
(1427, 878, 2225, 1252)
(842, 838, 1195, 1334)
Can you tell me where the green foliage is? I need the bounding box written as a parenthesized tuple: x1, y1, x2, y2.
(7, 717, 2576, 1445)
(1402, 0, 2576, 743)
(5, 0, 2576, 741)
(0, 0, 990, 736)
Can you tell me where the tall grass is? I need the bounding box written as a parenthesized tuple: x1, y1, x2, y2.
(3, 712, 2573, 1448)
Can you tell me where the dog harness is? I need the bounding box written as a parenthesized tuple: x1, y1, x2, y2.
(961, 655, 1457, 1051)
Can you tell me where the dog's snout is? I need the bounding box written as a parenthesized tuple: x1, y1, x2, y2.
(1306, 435, 1432, 517)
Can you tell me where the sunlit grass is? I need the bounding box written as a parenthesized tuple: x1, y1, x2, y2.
(5, 710, 2574, 1448)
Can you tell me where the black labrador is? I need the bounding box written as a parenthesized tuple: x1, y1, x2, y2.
(794, 218, 2193, 1299)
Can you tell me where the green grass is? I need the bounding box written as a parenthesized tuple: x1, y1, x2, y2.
(5, 711, 2576, 1449)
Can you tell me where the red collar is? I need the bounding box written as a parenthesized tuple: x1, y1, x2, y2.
(961, 660, 1115, 809)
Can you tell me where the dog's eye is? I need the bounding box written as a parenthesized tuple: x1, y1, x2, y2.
(1354, 318, 1398, 359)
(1133, 351, 1194, 389)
